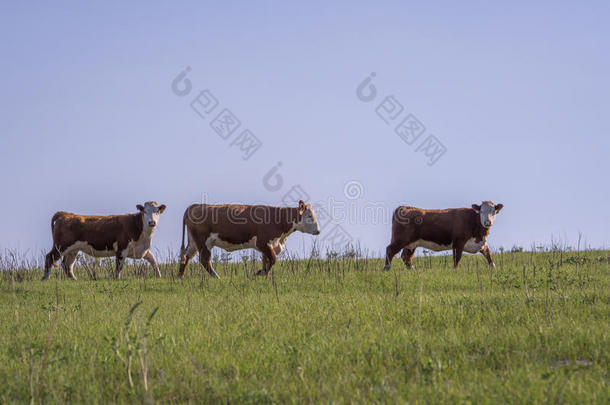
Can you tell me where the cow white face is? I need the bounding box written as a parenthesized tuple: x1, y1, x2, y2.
(296, 200, 321, 235)
(472, 201, 503, 228)
(137, 201, 166, 229)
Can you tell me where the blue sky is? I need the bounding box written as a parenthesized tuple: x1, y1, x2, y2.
(1, 1, 609, 259)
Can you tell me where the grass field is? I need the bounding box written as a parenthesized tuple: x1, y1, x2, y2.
(0, 249, 608, 404)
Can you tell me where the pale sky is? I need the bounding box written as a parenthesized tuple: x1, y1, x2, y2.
(1, 1, 609, 259)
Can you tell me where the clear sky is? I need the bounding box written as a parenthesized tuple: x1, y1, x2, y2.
(1, 1, 609, 260)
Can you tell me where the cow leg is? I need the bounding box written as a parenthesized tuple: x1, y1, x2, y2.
(178, 234, 199, 278)
(43, 247, 62, 281)
(273, 243, 284, 256)
(452, 241, 466, 268)
(143, 250, 162, 277)
(401, 248, 415, 269)
(480, 245, 496, 268)
(384, 241, 404, 271)
(61, 252, 78, 280)
(260, 255, 270, 275)
(256, 244, 277, 276)
(115, 253, 126, 279)
(199, 247, 219, 278)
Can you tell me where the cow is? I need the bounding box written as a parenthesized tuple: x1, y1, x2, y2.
(384, 201, 504, 270)
(43, 201, 166, 280)
(178, 200, 321, 278)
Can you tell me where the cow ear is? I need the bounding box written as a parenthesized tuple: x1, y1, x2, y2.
(298, 200, 306, 214)
(471, 204, 481, 213)
(136, 204, 144, 212)
(495, 203, 504, 213)
(158, 204, 166, 214)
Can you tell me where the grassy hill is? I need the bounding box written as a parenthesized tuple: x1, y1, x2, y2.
(0, 249, 608, 403)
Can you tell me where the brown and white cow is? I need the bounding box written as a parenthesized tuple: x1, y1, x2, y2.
(384, 201, 504, 270)
(179, 200, 321, 278)
(43, 201, 166, 280)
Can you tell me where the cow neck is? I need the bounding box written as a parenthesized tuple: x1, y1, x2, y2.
(132, 212, 147, 240)
(283, 207, 301, 234)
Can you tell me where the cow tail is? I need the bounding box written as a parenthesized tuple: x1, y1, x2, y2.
(181, 211, 187, 253)
(51, 212, 62, 233)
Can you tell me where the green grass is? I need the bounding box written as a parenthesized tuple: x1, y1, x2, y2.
(0, 250, 608, 404)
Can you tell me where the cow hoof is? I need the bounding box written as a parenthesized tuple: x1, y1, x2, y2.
(255, 269, 267, 276)
(383, 264, 391, 271)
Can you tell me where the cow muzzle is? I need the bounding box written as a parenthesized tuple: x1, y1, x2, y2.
(148, 221, 157, 227)
(484, 221, 491, 227)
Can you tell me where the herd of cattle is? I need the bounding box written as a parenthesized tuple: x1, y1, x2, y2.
(43, 200, 503, 280)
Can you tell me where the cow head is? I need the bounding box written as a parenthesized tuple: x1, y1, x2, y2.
(296, 200, 321, 235)
(137, 201, 166, 228)
(471, 201, 503, 228)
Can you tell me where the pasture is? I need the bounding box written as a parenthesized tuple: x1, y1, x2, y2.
(0, 249, 608, 404)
